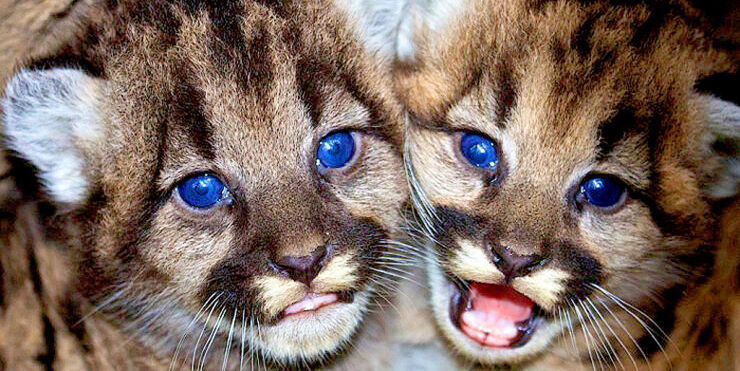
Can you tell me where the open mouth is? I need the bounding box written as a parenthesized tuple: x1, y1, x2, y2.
(449, 280, 543, 348)
(279, 292, 354, 319)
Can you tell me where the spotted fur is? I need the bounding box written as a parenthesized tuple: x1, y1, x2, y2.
(396, 0, 739, 369)
(1, 0, 409, 369)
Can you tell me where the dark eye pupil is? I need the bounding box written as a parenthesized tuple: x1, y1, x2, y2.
(581, 177, 623, 207)
(193, 180, 210, 195)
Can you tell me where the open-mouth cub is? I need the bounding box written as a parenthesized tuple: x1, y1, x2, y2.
(398, 0, 739, 369)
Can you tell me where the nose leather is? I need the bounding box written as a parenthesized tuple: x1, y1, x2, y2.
(272, 245, 328, 285)
(490, 243, 545, 280)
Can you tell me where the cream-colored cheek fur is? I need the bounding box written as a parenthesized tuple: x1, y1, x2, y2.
(313, 252, 359, 293)
(252, 251, 360, 319)
(449, 239, 505, 284)
(512, 269, 570, 310)
(245, 251, 372, 363)
(253, 277, 307, 319)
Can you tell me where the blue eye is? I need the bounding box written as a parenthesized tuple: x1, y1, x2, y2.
(578, 176, 625, 208)
(316, 131, 355, 169)
(460, 132, 498, 170)
(177, 174, 228, 208)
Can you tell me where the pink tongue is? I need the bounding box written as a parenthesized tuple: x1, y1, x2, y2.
(459, 283, 534, 347)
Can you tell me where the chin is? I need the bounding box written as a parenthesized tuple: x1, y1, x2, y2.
(426, 259, 564, 365)
(249, 290, 371, 363)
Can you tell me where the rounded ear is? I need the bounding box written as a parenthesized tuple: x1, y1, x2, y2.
(2, 68, 105, 205)
(701, 95, 740, 200)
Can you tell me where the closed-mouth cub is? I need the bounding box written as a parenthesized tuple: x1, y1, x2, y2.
(396, 0, 739, 369)
(1, 0, 407, 369)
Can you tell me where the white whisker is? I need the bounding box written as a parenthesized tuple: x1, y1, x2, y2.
(222, 309, 237, 371)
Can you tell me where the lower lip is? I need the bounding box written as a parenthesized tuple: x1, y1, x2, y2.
(281, 293, 340, 318)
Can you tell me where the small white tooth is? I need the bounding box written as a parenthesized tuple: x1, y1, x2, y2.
(461, 311, 486, 329)
(494, 318, 519, 338)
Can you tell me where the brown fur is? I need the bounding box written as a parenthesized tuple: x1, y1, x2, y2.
(400, 0, 739, 369)
(1, 0, 409, 369)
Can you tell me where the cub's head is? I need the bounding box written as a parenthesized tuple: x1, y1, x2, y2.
(399, 0, 739, 365)
(2, 0, 406, 366)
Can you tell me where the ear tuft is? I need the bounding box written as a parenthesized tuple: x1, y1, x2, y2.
(703, 96, 740, 200)
(2, 68, 104, 204)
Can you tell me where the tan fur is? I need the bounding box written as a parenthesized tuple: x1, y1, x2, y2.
(450, 239, 505, 284)
(513, 269, 570, 311)
(313, 252, 360, 293)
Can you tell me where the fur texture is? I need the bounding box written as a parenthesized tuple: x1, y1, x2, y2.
(1, 0, 410, 369)
(398, 0, 739, 369)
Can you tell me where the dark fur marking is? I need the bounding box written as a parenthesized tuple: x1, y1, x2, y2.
(203, 1, 247, 68)
(696, 72, 740, 106)
(0, 257, 3, 310)
(295, 57, 327, 128)
(36, 314, 56, 371)
(110, 119, 169, 267)
(629, 3, 670, 52)
(550, 38, 568, 66)
(170, 70, 215, 160)
(694, 310, 727, 353)
(2, 152, 43, 202)
(572, 14, 597, 59)
(59, 295, 94, 353)
(431, 206, 485, 244)
(596, 107, 641, 160)
(493, 64, 516, 128)
(51, 0, 81, 19)
(25, 244, 56, 370)
(207, 4, 276, 110)
(634, 283, 684, 357)
(26, 53, 103, 78)
(337, 68, 400, 148)
(553, 240, 603, 301)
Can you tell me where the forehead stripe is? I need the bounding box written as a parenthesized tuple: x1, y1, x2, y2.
(170, 72, 215, 160)
(596, 107, 640, 161)
(295, 58, 326, 129)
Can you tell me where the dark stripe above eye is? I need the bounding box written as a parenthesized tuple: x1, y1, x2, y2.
(185, 0, 276, 108)
(170, 70, 215, 160)
(596, 107, 640, 161)
(493, 64, 517, 129)
(295, 58, 326, 128)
